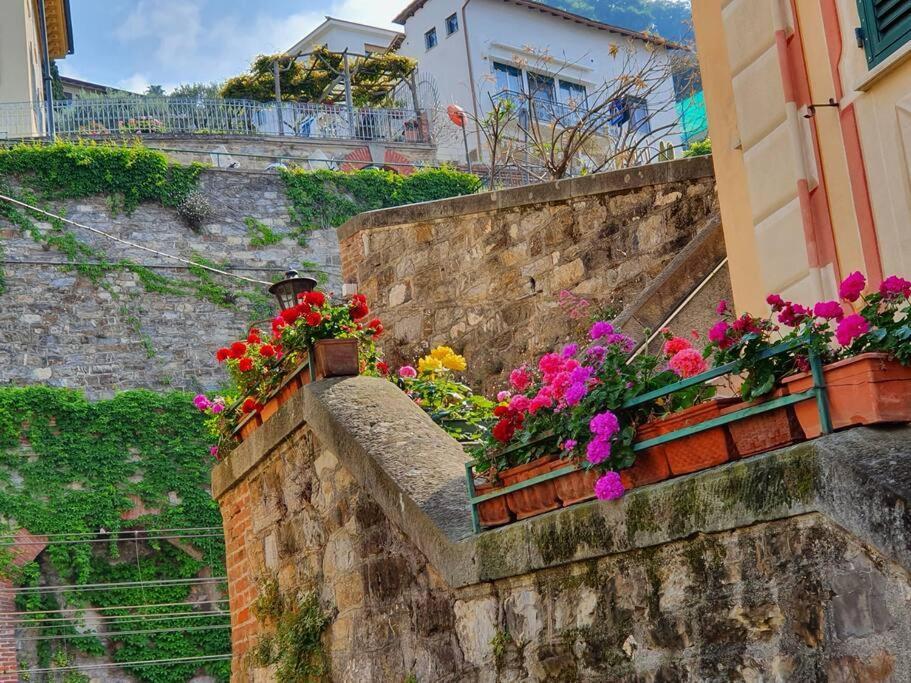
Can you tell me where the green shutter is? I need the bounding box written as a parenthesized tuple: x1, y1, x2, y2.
(858, 0, 911, 67)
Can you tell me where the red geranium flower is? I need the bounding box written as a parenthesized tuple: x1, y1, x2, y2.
(376, 361, 389, 375)
(281, 307, 300, 324)
(349, 294, 369, 320)
(259, 344, 275, 358)
(241, 397, 257, 414)
(247, 328, 261, 344)
(238, 357, 254, 372)
(304, 291, 326, 307)
(229, 341, 247, 359)
(305, 311, 323, 326)
(491, 419, 516, 443)
(366, 318, 384, 338)
(271, 317, 286, 335)
(215, 348, 230, 362)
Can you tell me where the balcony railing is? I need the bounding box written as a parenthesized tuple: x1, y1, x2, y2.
(0, 97, 430, 144)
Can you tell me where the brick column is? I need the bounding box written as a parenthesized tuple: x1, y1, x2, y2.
(0, 530, 48, 682)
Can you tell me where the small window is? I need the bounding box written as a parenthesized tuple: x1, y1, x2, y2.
(627, 96, 651, 135)
(857, 0, 911, 68)
(424, 28, 438, 50)
(446, 13, 459, 35)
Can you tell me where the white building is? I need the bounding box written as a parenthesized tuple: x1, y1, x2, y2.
(392, 0, 684, 164)
(287, 16, 403, 57)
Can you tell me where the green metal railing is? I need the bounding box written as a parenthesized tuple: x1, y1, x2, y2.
(464, 337, 833, 533)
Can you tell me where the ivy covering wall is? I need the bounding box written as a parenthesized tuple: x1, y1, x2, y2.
(0, 387, 228, 682)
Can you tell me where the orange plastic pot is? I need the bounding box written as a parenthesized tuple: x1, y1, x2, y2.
(501, 455, 561, 520)
(313, 338, 359, 379)
(720, 389, 804, 457)
(654, 399, 738, 476)
(782, 353, 911, 438)
(475, 482, 512, 528)
(621, 420, 671, 489)
(551, 462, 599, 506)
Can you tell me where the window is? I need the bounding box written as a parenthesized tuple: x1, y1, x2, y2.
(424, 28, 438, 50)
(558, 80, 587, 107)
(493, 62, 523, 95)
(527, 71, 556, 121)
(445, 13, 459, 35)
(857, 0, 911, 67)
(627, 96, 651, 135)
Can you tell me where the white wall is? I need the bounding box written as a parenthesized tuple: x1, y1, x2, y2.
(290, 22, 398, 56)
(0, 0, 46, 137)
(398, 0, 681, 163)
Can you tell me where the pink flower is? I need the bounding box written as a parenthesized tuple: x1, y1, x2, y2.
(398, 365, 417, 378)
(707, 320, 731, 349)
(209, 445, 220, 461)
(564, 382, 588, 406)
(662, 336, 692, 358)
(193, 394, 211, 411)
(561, 343, 579, 358)
(561, 439, 577, 452)
(509, 366, 531, 392)
(508, 395, 531, 413)
(813, 300, 844, 321)
(835, 313, 869, 346)
(589, 321, 614, 340)
(838, 271, 866, 302)
(496, 390, 512, 402)
(528, 392, 553, 414)
(586, 345, 606, 362)
(538, 353, 563, 377)
(668, 348, 708, 378)
(589, 411, 620, 438)
(715, 299, 728, 315)
(586, 437, 612, 464)
(594, 471, 625, 501)
(879, 275, 911, 298)
(766, 294, 786, 310)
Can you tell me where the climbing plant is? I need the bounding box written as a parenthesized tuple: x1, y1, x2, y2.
(0, 387, 230, 682)
(281, 166, 482, 243)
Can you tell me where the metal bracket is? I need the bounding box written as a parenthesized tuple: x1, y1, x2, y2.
(804, 98, 839, 119)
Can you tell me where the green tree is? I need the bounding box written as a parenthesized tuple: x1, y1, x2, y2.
(145, 84, 165, 96)
(543, 0, 691, 42)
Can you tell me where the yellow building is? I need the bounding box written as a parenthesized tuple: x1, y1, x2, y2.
(692, 0, 911, 312)
(0, 0, 74, 137)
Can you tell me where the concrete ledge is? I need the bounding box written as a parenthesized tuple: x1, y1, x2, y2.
(213, 376, 911, 588)
(337, 156, 716, 240)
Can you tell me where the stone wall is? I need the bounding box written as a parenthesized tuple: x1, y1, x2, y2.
(213, 377, 911, 682)
(337, 157, 722, 391)
(0, 169, 338, 397)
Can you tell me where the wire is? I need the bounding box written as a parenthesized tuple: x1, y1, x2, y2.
(12, 653, 232, 674)
(16, 623, 231, 642)
(0, 599, 229, 618)
(0, 532, 224, 546)
(0, 259, 314, 273)
(0, 526, 223, 540)
(0, 193, 271, 285)
(9, 609, 229, 627)
(0, 576, 227, 594)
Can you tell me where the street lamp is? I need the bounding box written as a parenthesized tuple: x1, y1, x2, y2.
(269, 269, 317, 309)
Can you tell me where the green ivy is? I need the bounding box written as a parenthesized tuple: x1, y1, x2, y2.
(244, 216, 284, 248)
(0, 387, 229, 683)
(281, 166, 482, 244)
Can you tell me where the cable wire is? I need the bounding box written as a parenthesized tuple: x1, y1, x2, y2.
(0, 599, 229, 618)
(0, 532, 224, 546)
(0, 526, 222, 540)
(9, 609, 229, 627)
(16, 623, 231, 642)
(0, 576, 227, 595)
(12, 653, 232, 674)
(0, 193, 271, 285)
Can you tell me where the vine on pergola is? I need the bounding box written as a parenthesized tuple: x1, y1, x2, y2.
(220, 47, 417, 107)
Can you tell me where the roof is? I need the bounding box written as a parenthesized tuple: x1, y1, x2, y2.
(58, 76, 117, 93)
(287, 16, 404, 55)
(44, 0, 75, 58)
(393, 0, 686, 50)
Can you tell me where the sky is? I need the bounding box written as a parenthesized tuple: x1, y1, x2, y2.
(59, 0, 414, 93)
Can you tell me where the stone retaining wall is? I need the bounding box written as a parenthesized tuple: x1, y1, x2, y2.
(0, 169, 338, 397)
(213, 377, 911, 682)
(337, 157, 721, 392)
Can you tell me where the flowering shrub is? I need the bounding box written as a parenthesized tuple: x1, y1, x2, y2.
(389, 346, 493, 442)
(830, 272, 910, 363)
(200, 289, 383, 459)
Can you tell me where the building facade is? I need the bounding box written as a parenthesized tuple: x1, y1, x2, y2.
(393, 0, 684, 164)
(692, 0, 911, 313)
(287, 17, 402, 57)
(0, 0, 73, 137)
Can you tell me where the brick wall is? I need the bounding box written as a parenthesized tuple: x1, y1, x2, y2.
(0, 531, 48, 682)
(337, 157, 719, 392)
(219, 479, 258, 675)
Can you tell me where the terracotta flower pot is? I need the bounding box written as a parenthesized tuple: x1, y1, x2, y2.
(259, 396, 280, 422)
(551, 462, 599, 506)
(312, 338, 359, 379)
(475, 482, 512, 528)
(236, 411, 262, 441)
(782, 353, 911, 439)
(621, 420, 671, 489)
(501, 455, 561, 520)
(720, 389, 804, 457)
(654, 399, 738, 476)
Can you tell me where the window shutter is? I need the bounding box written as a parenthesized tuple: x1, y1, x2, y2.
(858, 0, 911, 67)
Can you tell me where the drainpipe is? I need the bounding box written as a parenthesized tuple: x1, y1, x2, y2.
(460, 0, 483, 164)
(36, 0, 55, 137)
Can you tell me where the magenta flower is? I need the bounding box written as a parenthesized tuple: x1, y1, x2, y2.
(193, 394, 211, 411)
(209, 445, 220, 461)
(398, 365, 417, 378)
(586, 437, 612, 464)
(586, 345, 606, 362)
(589, 320, 614, 340)
(508, 395, 531, 413)
(813, 300, 844, 321)
(538, 353, 563, 377)
(589, 411, 620, 438)
(838, 271, 866, 302)
(668, 348, 708, 378)
(715, 299, 728, 315)
(561, 343, 579, 358)
(564, 382, 587, 406)
(707, 320, 731, 348)
(528, 393, 553, 414)
(509, 366, 531, 392)
(496, 390, 512, 402)
(766, 293, 786, 310)
(594, 471, 625, 500)
(211, 402, 225, 415)
(561, 439, 577, 452)
(835, 313, 869, 346)
(879, 275, 911, 298)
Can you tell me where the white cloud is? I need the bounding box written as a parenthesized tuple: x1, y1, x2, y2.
(116, 73, 152, 94)
(330, 0, 410, 29)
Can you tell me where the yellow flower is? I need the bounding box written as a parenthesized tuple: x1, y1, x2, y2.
(429, 345, 455, 361)
(418, 356, 444, 375)
(441, 353, 467, 372)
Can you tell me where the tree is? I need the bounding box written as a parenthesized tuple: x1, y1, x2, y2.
(169, 81, 224, 99)
(544, 0, 692, 43)
(145, 84, 165, 96)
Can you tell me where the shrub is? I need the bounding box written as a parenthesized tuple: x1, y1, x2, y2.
(682, 137, 712, 157)
(177, 190, 213, 229)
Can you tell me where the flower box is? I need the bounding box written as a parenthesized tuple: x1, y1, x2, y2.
(551, 462, 600, 506)
(782, 353, 911, 438)
(236, 411, 262, 441)
(647, 399, 738, 475)
(474, 482, 513, 528)
(501, 455, 562, 520)
(312, 338, 359, 379)
(719, 389, 804, 457)
(621, 420, 671, 489)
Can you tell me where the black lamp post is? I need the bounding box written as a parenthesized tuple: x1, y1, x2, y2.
(269, 269, 318, 310)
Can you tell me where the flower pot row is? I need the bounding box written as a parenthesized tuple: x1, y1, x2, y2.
(475, 353, 911, 528)
(234, 338, 359, 442)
